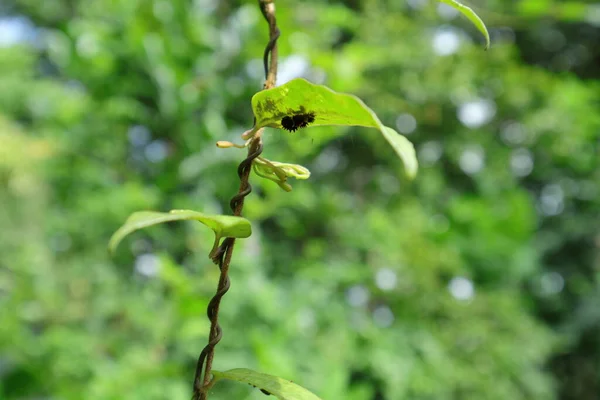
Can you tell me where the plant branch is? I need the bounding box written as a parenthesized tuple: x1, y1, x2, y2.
(192, 2, 279, 399)
(260, 0, 280, 89)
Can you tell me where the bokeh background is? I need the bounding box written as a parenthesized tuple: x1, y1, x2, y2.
(1, 0, 599, 399)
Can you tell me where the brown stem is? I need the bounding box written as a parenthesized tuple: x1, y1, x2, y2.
(192, 2, 279, 399)
(260, 0, 280, 89)
(193, 139, 263, 400)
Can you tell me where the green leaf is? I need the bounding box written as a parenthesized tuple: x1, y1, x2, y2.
(212, 368, 322, 400)
(438, 0, 490, 49)
(381, 127, 418, 179)
(252, 157, 311, 192)
(109, 210, 251, 258)
(251, 78, 418, 179)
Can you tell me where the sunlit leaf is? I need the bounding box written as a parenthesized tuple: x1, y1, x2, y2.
(212, 368, 322, 400)
(251, 78, 417, 179)
(438, 0, 490, 49)
(109, 210, 251, 258)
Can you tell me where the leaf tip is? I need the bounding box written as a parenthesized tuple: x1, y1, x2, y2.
(107, 233, 121, 256)
(483, 36, 491, 51)
(406, 168, 418, 180)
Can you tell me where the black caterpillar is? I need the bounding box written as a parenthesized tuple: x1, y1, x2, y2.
(280, 112, 316, 132)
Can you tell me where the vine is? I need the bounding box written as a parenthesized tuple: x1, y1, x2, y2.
(109, 0, 489, 398)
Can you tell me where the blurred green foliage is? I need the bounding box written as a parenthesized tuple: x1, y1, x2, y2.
(0, 1, 599, 399)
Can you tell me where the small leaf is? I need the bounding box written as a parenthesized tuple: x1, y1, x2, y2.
(109, 210, 251, 258)
(251, 78, 417, 179)
(438, 0, 490, 49)
(254, 158, 311, 181)
(212, 368, 322, 400)
(252, 158, 311, 192)
(267, 161, 311, 180)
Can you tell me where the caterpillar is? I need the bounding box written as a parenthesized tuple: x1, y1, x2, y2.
(280, 112, 316, 132)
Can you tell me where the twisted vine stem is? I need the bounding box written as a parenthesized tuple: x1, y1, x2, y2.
(192, 1, 279, 399)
